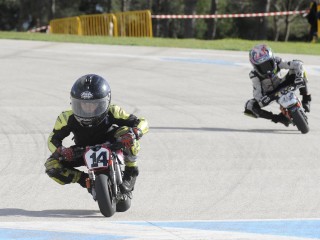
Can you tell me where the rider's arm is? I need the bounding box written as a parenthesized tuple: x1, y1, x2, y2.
(47, 111, 72, 153)
(250, 71, 264, 102)
(278, 57, 307, 89)
(277, 57, 304, 73)
(250, 71, 277, 107)
(108, 104, 149, 136)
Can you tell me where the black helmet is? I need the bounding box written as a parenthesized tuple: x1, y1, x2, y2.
(70, 74, 111, 127)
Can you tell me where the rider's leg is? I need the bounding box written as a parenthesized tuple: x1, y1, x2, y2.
(120, 141, 140, 193)
(44, 156, 88, 187)
(244, 99, 289, 126)
(299, 86, 311, 112)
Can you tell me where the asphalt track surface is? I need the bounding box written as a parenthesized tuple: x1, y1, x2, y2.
(0, 39, 320, 239)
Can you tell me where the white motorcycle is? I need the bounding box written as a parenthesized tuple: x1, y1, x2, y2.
(274, 85, 309, 134)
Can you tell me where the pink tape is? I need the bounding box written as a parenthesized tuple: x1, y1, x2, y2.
(152, 10, 308, 19)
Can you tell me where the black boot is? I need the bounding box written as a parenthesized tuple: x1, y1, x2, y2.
(120, 166, 139, 193)
(271, 113, 290, 127)
(302, 94, 311, 112)
(77, 172, 90, 192)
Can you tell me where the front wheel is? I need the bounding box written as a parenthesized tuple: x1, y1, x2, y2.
(95, 174, 116, 217)
(116, 194, 131, 212)
(290, 108, 309, 134)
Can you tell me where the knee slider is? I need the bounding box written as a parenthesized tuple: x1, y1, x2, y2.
(245, 99, 260, 117)
(46, 168, 63, 178)
(44, 158, 63, 178)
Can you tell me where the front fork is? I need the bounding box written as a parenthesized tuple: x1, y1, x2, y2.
(109, 156, 124, 198)
(87, 156, 125, 201)
(111, 155, 129, 201)
(280, 106, 291, 121)
(87, 170, 97, 200)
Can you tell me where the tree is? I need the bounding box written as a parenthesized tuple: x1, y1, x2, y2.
(227, 0, 270, 40)
(152, 0, 184, 38)
(270, 0, 309, 41)
(0, 0, 312, 41)
(183, 0, 197, 38)
(205, 0, 218, 39)
(0, 0, 19, 30)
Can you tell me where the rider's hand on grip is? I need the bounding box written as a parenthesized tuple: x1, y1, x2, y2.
(259, 95, 272, 107)
(57, 146, 74, 161)
(132, 127, 143, 140)
(117, 130, 136, 149)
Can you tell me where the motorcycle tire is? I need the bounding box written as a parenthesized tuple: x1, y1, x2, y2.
(291, 108, 309, 134)
(116, 195, 131, 212)
(95, 173, 116, 217)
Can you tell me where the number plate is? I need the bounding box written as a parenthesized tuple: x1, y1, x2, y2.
(279, 92, 297, 108)
(84, 146, 111, 170)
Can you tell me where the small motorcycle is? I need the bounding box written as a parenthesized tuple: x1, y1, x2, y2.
(74, 142, 131, 217)
(274, 85, 309, 134)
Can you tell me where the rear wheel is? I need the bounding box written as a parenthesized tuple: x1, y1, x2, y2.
(95, 174, 116, 217)
(291, 108, 309, 134)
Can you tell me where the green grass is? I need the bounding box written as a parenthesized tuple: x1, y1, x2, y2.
(0, 31, 319, 55)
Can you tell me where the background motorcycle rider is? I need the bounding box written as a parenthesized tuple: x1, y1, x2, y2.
(44, 74, 149, 194)
(244, 44, 311, 126)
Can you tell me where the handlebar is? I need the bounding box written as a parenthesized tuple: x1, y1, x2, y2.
(67, 142, 124, 160)
(280, 85, 296, 94)
(271, 84, 297, 99)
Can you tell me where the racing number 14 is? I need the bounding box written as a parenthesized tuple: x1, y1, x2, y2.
(90, 151, 108, 168)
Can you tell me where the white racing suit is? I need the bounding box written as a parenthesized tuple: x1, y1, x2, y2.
(244, 56, 311, 122)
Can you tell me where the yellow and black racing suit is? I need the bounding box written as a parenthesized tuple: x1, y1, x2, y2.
(44, 104, 148, 186)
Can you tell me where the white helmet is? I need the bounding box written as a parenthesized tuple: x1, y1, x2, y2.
(249, 44, 277, 79)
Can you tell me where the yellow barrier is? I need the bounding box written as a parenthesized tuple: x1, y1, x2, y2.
(50, 17, 81, 35)
(115, 10, 153, 37)
(49, 10, 152, 37)
(79, 13, 117, 36)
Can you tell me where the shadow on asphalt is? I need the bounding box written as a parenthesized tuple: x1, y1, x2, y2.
(150, 126, 299, 134)
(0, 208, 102, 218)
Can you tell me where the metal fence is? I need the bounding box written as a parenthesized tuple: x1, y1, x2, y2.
(50, 16, 81, 35)
(49, 10, 152, 37)
(115, 10, 152, 37)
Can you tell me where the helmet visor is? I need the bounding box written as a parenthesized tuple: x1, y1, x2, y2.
(71, 97, 108, 118)
(256, 59, 276, 75)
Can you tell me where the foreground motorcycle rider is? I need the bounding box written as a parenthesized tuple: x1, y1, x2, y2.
(45, 74, 148, 194)
(244, 44, 311, 126)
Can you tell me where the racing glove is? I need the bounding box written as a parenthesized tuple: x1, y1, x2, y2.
(115, 127, 143, 149)
(259, 95, 273, 107)
(118, 131, 136, 149)
(132, 127, 143, 140)
(56, 146, 74, 161)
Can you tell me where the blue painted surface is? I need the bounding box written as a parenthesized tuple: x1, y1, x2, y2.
(2, 220, 320, 239)
(0, 228, 128, 240)
(161, 57, 237, 66)
(125, 220, 320, 239)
